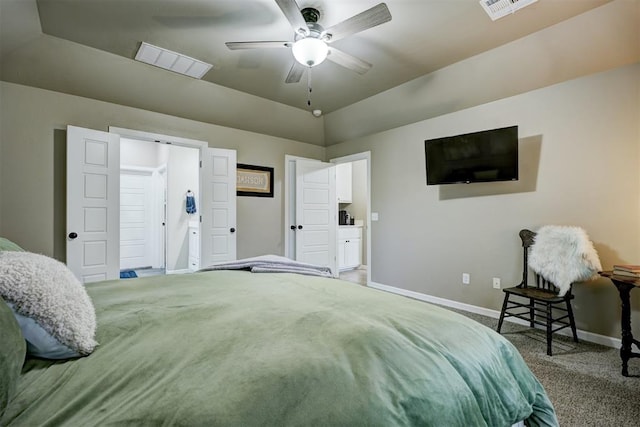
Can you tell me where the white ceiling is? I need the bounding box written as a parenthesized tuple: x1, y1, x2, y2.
(3, 0, 613, 112)
(1, 0, 637, 146)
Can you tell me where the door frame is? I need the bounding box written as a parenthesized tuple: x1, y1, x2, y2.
(110, 126, 207, 273)
(330, 151, 372, 286)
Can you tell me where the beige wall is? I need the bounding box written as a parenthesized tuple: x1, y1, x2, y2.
(0, 81, 325, 261)
(1, 63, 639, 342)
(323, 0, 639, 145)
(1, 34, 325, 146)
(327, 63, 640, 338)
(350, 159, 368, 265)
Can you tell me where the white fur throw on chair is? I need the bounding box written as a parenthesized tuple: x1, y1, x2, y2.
(528, 225, 602, 297)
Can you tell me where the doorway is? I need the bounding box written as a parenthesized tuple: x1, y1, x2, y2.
(119, 138, 199, 276)
(332, 152, 371, 286)
(66, 125, 238, 283)
(336, 158, 368, 285)
(283, 152, 372, 285)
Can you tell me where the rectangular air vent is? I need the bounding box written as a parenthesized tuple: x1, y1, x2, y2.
(480, 0, 538, 21)
(135, 42, 212, 79)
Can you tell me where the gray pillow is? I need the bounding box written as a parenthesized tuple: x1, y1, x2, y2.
(0, 237, 24, 252)
(8, 303, 81, 359)
(0, 251, 98, 359)
(0, 296, 26, 415)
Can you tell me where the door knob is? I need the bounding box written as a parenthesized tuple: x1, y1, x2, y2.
(290, 225, 296, 230)
(230, 227, 236, 233)
(68, 232, 78, 239)
(298, 225, 303, 230)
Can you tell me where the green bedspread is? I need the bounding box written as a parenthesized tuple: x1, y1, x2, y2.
(2, 271, 557, 426)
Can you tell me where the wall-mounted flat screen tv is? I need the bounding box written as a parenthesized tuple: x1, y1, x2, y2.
(425, 125, 518, 185)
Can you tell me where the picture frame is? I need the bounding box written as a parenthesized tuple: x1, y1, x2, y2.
(237, 163, 274, 197)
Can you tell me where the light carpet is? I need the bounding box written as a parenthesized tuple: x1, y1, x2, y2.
(450, 308, 640, 426)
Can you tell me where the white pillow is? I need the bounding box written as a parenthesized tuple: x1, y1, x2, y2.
(0, 251, 97, 359)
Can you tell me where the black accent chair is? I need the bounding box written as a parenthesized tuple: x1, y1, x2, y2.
(497, 229, 578, 356)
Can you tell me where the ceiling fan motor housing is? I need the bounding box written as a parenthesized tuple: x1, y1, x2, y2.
(301, 7, 320, 24)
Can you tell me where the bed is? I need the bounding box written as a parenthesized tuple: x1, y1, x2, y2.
(1, 254, 558, 426)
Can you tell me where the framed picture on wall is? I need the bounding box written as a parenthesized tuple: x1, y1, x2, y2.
(237, 164, 274, 197)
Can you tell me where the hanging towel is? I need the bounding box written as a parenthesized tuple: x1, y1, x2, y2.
(186, 192, 197, 214)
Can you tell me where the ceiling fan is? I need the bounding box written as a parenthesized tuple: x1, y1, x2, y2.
(225, 0, 392, 84)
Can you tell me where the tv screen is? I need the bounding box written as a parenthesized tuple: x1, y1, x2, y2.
(425, 126, 518, 185)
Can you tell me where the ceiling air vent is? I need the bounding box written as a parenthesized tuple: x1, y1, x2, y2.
(480, 0, 538, 21)
(135, 42, 212, 79)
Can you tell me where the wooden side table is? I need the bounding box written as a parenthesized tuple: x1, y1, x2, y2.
(599, 271, 640, 376)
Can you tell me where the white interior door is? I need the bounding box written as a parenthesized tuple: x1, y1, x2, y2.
(295, 160, 337, 275)
(66, 125, 120, 283)
(201, 147, 237, 266)
(119, 171, 153, 270)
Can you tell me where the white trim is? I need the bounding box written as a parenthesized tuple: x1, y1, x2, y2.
(368, 281, 622, 349)
(120, 165, 155, 175)
(165, 268, 192, 275)
(109, 127, 207, 149)
(330, 152, 372, 287)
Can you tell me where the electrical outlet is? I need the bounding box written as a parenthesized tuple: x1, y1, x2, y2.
(493, 277, 501, 289)
(462, 273, 470, 285)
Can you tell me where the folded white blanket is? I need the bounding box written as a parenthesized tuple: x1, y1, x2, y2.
(200, 254, 333, 278)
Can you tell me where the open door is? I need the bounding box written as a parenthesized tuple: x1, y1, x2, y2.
(294, 159, 337, 275)
(200, 147, 237, 267)
(66, 125, 120, 283)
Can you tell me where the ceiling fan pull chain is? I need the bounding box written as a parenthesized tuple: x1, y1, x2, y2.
(307, 67, 312, 107)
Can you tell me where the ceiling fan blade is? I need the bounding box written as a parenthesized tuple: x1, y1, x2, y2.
(324, 3, 392, 42)
(327, 47, 372, 75)
(285, 61, 306, 83)
(274, 0, 309, 36)
(225, 41, 293, 50)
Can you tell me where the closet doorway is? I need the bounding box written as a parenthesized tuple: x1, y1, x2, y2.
(119, 138, 199, 277)
(66, 125, 237, 283)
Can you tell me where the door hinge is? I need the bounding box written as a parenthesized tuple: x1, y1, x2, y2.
(199, 160, 202, 168)
(199, 215, 202, 223)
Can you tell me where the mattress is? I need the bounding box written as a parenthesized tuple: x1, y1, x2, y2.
(2, 270, 557, 426)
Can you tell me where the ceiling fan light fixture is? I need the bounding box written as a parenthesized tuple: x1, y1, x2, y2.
(292, 38, 328, 67)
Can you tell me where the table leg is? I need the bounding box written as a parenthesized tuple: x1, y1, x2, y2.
(615, 282, 635, 377)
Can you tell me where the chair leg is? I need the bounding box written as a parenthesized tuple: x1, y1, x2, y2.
(497, 294, 509, 333)
(566, 299, 579, 343)
(546, 303, 553, 356)
(529, 298, 535, 328)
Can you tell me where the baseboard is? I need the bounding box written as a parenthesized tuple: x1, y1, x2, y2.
(368, 281, 621, 349)
(165, 268, 191, 275)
